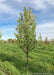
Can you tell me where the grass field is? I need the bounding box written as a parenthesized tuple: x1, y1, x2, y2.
(0, 43, 54, 75)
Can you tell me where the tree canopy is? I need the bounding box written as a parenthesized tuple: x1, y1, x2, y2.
(15, 7, 37, 53)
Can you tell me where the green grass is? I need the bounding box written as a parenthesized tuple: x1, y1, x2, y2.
(0, 43, 54, 75)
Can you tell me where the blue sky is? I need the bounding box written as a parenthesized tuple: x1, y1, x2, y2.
(0, 0, 54, 40)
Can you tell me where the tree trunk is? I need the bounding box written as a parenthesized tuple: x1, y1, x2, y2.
(27, 51, 29, 72)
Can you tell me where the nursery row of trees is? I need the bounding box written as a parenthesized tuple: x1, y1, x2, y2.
(0, 32, 54, 44)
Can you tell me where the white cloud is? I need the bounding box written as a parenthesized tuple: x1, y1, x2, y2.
(1, 25, 16, 40)
(0, 0, 5, 3)
(16, 0, 23, 2)
(31, 0, 54, 10)
(37, 22, 54, 28)
(0, 0, 18, 15)
(0, 0, 54, 16)
(0, 4, 18, 15)
(16, 0, 54, 10)
(36, 22, 54, 40)
(46, 0, 54, 5)
(30, 0, 46, 10)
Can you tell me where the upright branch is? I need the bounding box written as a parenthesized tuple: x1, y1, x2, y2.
(0, 31, 2, 39)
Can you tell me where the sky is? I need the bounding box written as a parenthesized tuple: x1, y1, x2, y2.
(0, 0, 54, 40)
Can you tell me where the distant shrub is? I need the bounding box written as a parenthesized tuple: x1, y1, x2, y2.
(45, 37, 50, 44)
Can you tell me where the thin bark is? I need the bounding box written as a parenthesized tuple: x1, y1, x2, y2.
(27, 50, 29, 72)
